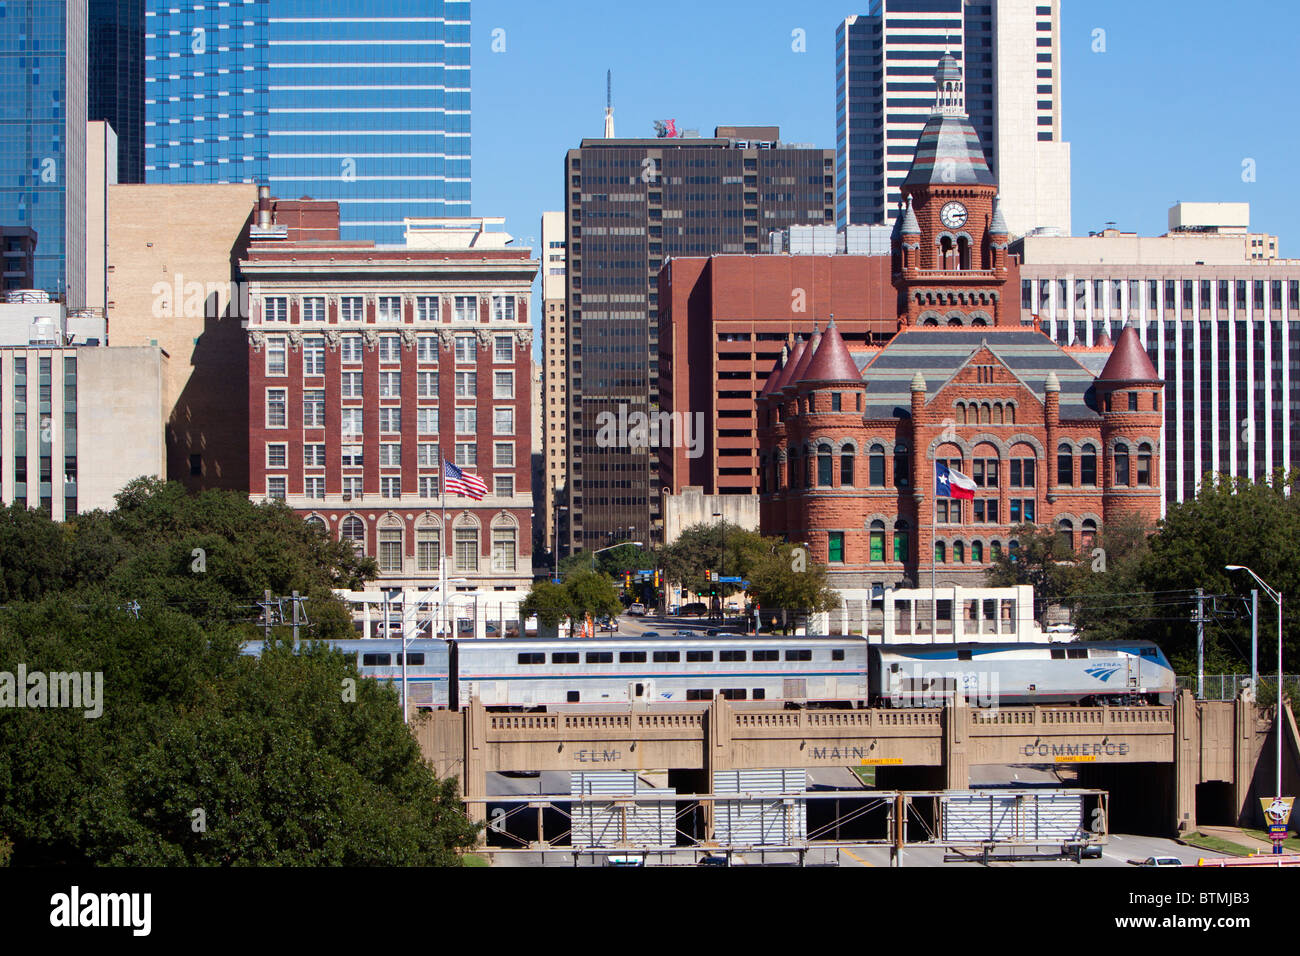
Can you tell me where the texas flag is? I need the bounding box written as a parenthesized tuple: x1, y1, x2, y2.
(936, 461, 976, 500)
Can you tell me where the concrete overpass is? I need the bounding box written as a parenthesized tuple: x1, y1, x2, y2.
(415, 691, 1299, 837)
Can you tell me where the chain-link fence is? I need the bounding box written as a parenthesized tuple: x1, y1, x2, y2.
(1176, 674, 1300, 702)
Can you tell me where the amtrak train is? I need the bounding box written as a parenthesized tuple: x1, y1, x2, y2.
(241, 635, 1176, 710)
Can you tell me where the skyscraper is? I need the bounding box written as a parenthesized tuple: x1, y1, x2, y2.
(144, 0, 470, 243)
(836, 0, 1069, 237)
(0, 0, 88, 304)
(89, 0, 146, 183)
(565, 127, 834, 551)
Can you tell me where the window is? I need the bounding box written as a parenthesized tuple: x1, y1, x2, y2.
(1079, 444, 1097, 486)
(517, 653, 545, 665)
(493, 296, 516, 322)
(418, 370, 439, 397)
(454, 296, 477, 323)
(417, 443, 438, 467)
(818, 444, 833, 486)
(687, 650, 715, 663)
(341, 408, 363, 440)
(653, 651, 679, 663)
(869, 520, 885, 562)
(455, 527, 479, 571)
(1137, 443, 1152, 486)
(455, 334, 476, 363)
(893, 521, 910, 562)
(493, 527, 517, 572)
(1114, 443, 1130, 486)
(1009, 458, 1035, 487)
(455, 371, 477, 397)
(379, 443, 401, 467)
(971, 541, 983, 563)
(304, 444, 326, 467)
(417, 335, 438, 362)
(784, 649, 812, 662)
(935, 541, 946, 563)
(494, 442, 515, 467)
(937, 500, 961, 524)
(551, 652, 579, 664)
(869, 444, 886, 486)
(341, 371, 363, 398)
(494, 408, 515, 435)
(266, 443, 287, 468)
(418, 476, 439, 497)
(952, 541, 965, 563)
(378, 528, 402, 572)
(831, 392, 842, 412)
(341, 516, 365, 551)
(303, 337, 325, 376)
(341, 335, 363, 363)
(363, 654, 393, 667)
(1009, 498, 1036, 523)
(266, 389, 287, 428)
(1057, 519, 1073, 552)
(494, 371, 514, 398)
(377, 296, 402, 323)
(619, 651, 647, 664)
(303, 390, 325, 428)
(455, 442, 477, 467)
(263, 297, 287, 323)
(380, 476, 401, 497)
(894, 444, 910, 487)
(828, 531, 845, 563)
(972, 459, 998, 487)
(417, 527, 440, 570)
(686, 689, 713, 701)
(265, 335, 287, 375)
(586, 652, 613, 664)
(1057, 444, 1073, 486)
(378, 336, 401, 364)
(302, 297, 326, 323)
(266, 477, 287, 501)
(720, 650, 747, 662)
(414, 407, 438, 434)
(494, 475, 514, 497)
(494, 334, 514, 362)
(1081, 519, 1097, 551)
(973, 499, 998, 524)
(342, 443, 364, 467)
(752, 650, 777, 662)
(379, 408, 401, 433)
(455, 407, 477, 433)
(416, 296, 439, 323)
(340, 296, 364, 323)
(840, 447, 855, 486)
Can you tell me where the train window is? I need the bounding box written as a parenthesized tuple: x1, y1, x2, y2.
(619, 651, 647, 663)
(394, 653, 425, 666)
(719, 650, 746, 662)
(752, 650, 778, 662)
(832, 649, 845, 661)
(551, 652, 579, 664)
(784, 649, 812, 662)
(957, 650, 972, 661)
(566, 691, 580, 703)
(1139, 647, 1159, 658)
(752, 688, 766, 700)
(1050, 649, 1066, 660)
(585, 652, 613, 663)
(1066, 648, 1087, 659)
(720, 689, 747, 700)
(361, 653, 391, 666)
(653, 651, 680, 663)
(516, 653, 546, 665)
(687, 650, 714, 662)
(686, 689, 713, 701)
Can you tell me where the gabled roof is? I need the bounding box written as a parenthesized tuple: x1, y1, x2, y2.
(1098, 326, 1161, 383)
(802, 320, 862, 384)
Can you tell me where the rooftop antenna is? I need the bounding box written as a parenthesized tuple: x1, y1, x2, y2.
(604, 69, 615, 138)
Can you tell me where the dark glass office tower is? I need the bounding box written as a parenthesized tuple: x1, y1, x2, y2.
(144, 0, 470, 243)
(565, 128, 835, 551)
(89, 0, 145, 183)
(0, 0, 87, 303)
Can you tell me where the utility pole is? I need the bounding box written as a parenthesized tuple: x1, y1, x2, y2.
(1251, 589, 1258, 696)
(1195, 588, 1204, 700)
(291, 590, 301, 646)
(263, 588, 273, 642)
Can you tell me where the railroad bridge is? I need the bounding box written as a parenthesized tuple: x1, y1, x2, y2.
(416, 691, 1300, 837)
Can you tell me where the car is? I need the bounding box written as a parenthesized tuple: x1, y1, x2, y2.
(627, 603, 647, 616)
(673, 630, 696, 639)
(640, 631, 661, 639)
(597, 617, 618, 633)
(1128, 856, 1182, 866)
(679, 602, 708, 617)
(605, 854, 645, 867)
(697, 854, 729, 866)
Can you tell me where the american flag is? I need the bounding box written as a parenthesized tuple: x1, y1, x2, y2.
(443, 459, 487, 500)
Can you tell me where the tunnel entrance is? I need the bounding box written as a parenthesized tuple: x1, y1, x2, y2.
(1076, 763, 1175, 836)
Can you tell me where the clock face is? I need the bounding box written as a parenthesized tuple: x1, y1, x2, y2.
(940, 201, 969, 229)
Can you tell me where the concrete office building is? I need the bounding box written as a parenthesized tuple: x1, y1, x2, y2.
(836, 0, 1069, 237)
(86, 121, 119, 312)
(540, 210, 567, 557)
(565, 127, 834, 552)
(0, 0, 88, 305)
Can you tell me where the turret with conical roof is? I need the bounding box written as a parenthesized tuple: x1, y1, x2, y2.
(802, 318, 862, 384)
(1097, 326, 1164, 522)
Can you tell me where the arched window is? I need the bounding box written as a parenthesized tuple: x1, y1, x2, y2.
(957, 235, 971, 270)
(894, 444, 911, 488)
(893, 520, 910, 562)
(993, 403, 1004, 425)
(492, 517, 518, 573)
(869, 444, 886, 487)
(869, 520, 885, 562)
(971, 541, 984, 563)
(939, 235, 955, 269)
(817, 444, 833, 487)
(1057, 519, 1074, 553)
(1006, 404, 1015, 424)
(934, 540, 946, 564)
(953, 540, 965, 563)
(947, 316, 964, 327)
(1114, 442, 1130, 487)
(841, 446, 855, 487)
(1081, 519, 1098, 551)
(1079, 443, 1097, 486)
(990, 540, 1002, 561)
(1057, 444, 1074, 486)
(1137, 443, 1153, 486)
(416, 519, 441, 571)
(454, 517, 480, 572)
(304, 515, 326, 534)
(340, 515, 365, 553)
(980, 403, 991, 424)
(788, 450, 798, 489)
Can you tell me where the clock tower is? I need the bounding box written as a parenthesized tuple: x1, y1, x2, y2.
(893, 54, 1012, 329)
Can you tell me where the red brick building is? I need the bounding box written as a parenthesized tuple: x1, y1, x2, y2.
(756, 55, 1164, 588)
(242, 203, 537, 591)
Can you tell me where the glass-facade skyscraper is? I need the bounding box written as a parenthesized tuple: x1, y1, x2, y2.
(90, 0, 146, 184)
(144, 0, 470, 243)
(0, 0, 87, 303)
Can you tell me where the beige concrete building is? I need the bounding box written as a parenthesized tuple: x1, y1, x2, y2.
(1168, 201, 1278, 260)
(106, 183, 257, 491)
(85, 122, 118, 312)
(540, 210, 567, 556)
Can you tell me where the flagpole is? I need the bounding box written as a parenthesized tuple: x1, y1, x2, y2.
(440, 450, 449, 641)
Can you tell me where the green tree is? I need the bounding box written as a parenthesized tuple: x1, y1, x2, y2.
(520, 580, 576, 629)
(745, 541, 841, 633)
(564, 569, 624, 623)
(984, 523, 1083, 622)
(659, 522, 765, 601)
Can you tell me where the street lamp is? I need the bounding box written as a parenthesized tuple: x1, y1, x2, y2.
(1225, 565, 1285, 821)
(553, 505, 569, 581)
(713, 509, 726, 621)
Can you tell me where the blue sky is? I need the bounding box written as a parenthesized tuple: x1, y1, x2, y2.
(471, 0, 1297, 293)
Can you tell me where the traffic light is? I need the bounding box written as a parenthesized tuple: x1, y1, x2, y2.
(653, 569, 659, 587)
(624, 572, 631, 588)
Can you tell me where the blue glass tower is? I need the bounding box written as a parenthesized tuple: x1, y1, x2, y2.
(0, 0, 87, 302)
(144, 0, 470, 244)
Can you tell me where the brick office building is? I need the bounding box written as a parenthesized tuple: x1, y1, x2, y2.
(756, 55, 1164, 589)
(242, 204, 537, 592)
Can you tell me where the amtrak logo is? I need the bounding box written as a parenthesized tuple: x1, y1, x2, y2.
(1084, 664, 1122, 682)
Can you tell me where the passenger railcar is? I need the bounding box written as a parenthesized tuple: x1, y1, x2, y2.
(868, 640, 1176, 707)
(241, 639, 451, 710)
(449, 635, 869, 710)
